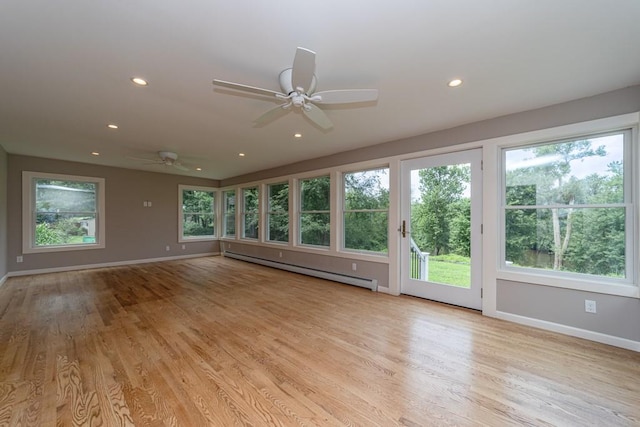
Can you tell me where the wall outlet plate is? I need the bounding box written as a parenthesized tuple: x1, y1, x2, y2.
(585, 299, 597, 313)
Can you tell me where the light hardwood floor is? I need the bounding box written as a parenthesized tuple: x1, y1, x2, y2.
(0, 256, 638, 426)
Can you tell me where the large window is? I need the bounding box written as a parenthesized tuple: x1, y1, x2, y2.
(179, 185, 215, 241)
(242, 186, 259, 239)
(503, 130, 631, 282)
(343, 168, 389, 253)
(299, 175, 330, 247)
(222, 190, 236, 237)
(22, 171, 105, 253)
(267, 182, 289, 243)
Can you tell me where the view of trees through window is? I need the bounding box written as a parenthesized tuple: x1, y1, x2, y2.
(34, 179, 98, 246)
(411, 164, 472, 287)
(242, 187, 259, 239)
(223, 190, 236, 237)
(181, 188, 214, 238)
(299, 176, 330, 246)
(504, 132, 627, 279)
(343, 168, 389, 253)
(267, 182, 289, 243)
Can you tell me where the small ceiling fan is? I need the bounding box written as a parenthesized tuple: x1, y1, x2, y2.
(129, 151, 189, 171)
(212, 47, 378, 130)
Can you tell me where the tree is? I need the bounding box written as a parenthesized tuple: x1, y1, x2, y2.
(506, 140, 606, 270)
(300, 176, 331, 246)
(344, 169, 389, 252)
(412, 165, 470, 256)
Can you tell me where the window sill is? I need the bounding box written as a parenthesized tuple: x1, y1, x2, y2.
(23, 242, 105, 254)
(497, 269, 639, 298)
(178, 236, 217, 243)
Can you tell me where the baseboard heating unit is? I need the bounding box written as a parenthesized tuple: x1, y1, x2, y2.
(224, 251, 378, 291)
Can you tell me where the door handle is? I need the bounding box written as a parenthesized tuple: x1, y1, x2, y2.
(401, 220, 406, 238)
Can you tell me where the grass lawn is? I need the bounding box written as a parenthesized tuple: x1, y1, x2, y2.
(428, 260, 470, 288)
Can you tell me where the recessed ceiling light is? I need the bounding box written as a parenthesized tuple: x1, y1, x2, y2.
(91, 152, 100, 156)
(238, 153, 245, 157)
(448, 79, 463, 88)
(131, 77, 148, 86)
(107, 124, 118, 129)
(294, 133, 302, 138)
(196, 167, 202, 171)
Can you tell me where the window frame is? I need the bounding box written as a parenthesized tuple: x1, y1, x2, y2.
(178, 185, 216, 242)
(22, 171, 106, 254)
(342, 167, 390, 255)
(266, 181, 290, 244)
(499, 127, 636, 293)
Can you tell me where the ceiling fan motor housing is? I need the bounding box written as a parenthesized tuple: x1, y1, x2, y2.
(279, 68, 317, 96)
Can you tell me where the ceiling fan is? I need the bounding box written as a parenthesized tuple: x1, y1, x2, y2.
(212, 47, 378, 130)
(129, 151, 189, 171)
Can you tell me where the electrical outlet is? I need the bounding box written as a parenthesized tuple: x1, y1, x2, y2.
(352, 263, 357, 271)
(227, 243, 231, 249)
(182, 244, 186, 250)
(148, 201, 152, 207)
(165, 245, 170, 251)
(16, 255, 23, 263)
(279, 251, 282, 258)
(585, 299, 597, 313)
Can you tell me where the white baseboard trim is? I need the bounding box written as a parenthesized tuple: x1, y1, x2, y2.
(496, 311, 640, 352)
(377, 286, 391, 294)
(6, 252, 220, 278)
(0, 274, 7, 288)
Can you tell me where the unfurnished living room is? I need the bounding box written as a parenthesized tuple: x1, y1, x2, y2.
(1, 1, 639, 426)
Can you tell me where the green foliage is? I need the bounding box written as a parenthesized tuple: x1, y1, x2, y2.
(268, 183, 289, 242)
(412, 164, 470, 256)
(35, 222, 65, 245)
(505, 136, 625, 277)
(182, 189, 215, 237)
(300, 177, 330, 246)
(343, 169, 389, 252)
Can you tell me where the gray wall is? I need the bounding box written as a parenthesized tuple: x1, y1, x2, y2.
(223, 242, 389, 288)
(7, 155, 219, 273)
(0, 145, 7, 280)
(498, 280, 640, 342)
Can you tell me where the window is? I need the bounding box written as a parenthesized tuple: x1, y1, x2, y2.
(179, 185, 215, 241)
(242, 186, 259, 239)
(267, 182, 289, 243)
(222, 190, 236, 237)
(343, 168, 389, 253)
(299, 175, 330, 247)
(503, 130, 631, 282)
(22, 171, 105, 253)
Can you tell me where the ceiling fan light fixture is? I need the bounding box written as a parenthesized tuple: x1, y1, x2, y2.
(448, 78, 463, 88)
(131, 77, 148, 86)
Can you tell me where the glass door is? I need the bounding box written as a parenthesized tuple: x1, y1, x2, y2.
(400, 149, 483, 310)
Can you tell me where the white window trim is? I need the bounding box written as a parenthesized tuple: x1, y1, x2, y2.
(178, 184, 217, 243)
(22, 171, 106, 254)
(494, 115, 639, 298)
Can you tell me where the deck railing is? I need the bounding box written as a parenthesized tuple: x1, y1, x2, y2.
(410, 238, 429, 280)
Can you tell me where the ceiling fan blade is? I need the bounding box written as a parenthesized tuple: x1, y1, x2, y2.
(303, 104, 333, 130)
(127, 156, 163, 164)
(312, 89, 379, 104)
(212, 79, 285, 98)
(292, 47, 316, 92)
(253, 104, 291, 127)
(174, 163, 189, 171)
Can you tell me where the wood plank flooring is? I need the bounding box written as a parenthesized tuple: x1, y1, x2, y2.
(0, 256, 639, 426)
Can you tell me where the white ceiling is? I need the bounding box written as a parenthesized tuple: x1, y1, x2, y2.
(1, 1, 639, 180)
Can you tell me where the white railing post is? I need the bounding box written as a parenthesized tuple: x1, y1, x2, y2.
(422, 252, 429, 281)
